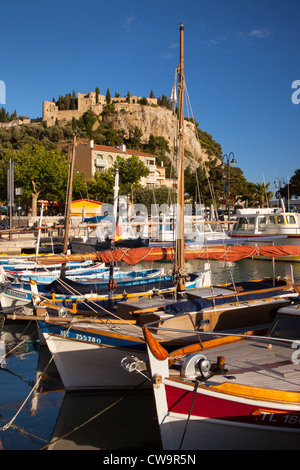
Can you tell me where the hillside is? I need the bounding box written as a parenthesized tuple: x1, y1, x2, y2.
(103, 102, 219, 169)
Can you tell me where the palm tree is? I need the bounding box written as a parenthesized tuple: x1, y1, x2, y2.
(254, 182, 272, 207)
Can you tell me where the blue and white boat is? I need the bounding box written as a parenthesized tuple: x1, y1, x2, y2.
(0, 264, 209, 315)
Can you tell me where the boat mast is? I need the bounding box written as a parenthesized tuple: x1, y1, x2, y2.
(63, 131, 77, 254)
(176, 22, 186, 294)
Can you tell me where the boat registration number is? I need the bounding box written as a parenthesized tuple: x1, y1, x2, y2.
(59, 329, 102, 344)
(253, 409, 300, 427)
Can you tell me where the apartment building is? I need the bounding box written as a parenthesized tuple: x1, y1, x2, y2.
(73, 140, 171, 187)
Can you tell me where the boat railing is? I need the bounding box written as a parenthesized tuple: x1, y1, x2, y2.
(144, 313, 299, 353)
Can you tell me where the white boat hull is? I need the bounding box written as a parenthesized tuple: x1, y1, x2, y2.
(158, 411, 300, 450)
(39, 322, 150, 391)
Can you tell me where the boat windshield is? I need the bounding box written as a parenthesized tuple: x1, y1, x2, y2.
(268, 313, 300, 340)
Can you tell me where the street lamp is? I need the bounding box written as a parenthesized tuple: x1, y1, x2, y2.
(15, 187, 23, 228)
(222, 152, 237, 227)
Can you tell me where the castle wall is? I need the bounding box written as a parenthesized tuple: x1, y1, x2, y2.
(42, 92, 158, 127)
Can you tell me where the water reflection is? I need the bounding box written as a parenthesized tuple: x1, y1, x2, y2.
(47, 390, 161, 450)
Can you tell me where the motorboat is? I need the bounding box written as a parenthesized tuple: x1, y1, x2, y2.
(229, 207, 300, 245)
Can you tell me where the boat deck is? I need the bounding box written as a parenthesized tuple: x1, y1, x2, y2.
(177, 339, 300, 394)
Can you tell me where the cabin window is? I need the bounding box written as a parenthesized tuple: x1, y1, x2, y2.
(269, 216, 276, 224)
(248, 217, 255, 230)
(236, 217, 255, 231)
(286, 215, 296, 224)
(236, 217, 247, 230)
(258, 216, 267, 231)
(276, 215, 285, 225)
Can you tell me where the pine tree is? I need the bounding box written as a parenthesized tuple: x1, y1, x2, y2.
(106, 88, 111, 104)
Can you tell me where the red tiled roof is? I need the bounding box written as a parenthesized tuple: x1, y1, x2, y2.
(129, 148, 157, 158)
(92, 144, 126, 153)
(80, 142, 157, 158)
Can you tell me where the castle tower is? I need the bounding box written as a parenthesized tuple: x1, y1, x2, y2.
(42, 101, 58, 126)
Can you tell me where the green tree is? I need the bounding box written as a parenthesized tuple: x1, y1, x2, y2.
(79, 110, 98, 138)
(0, 144, 85, 216)
(86, 156, 149, 204)
(134, 185, 176, 212)
(157, 95, 171, 110)
(281, 170, 300, 198)
(86, 167, 115, 202)
(106, 88, 111, 104)
(253, 182, 271, 208)
(114, 155, 150, 202)
(126, 126, 143, 150)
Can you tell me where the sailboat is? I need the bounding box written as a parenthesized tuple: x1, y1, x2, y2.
(14, 24, 298, 392)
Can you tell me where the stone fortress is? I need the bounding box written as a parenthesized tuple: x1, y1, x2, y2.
(42, 91, 158, 127)
(42, 90, 204, 168)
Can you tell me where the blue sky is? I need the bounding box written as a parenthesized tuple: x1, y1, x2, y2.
(1, 0, 300, 192)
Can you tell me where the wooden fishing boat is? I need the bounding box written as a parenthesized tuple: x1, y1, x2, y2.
(143, 305, 300, 449)
(25, 259, 298, 392)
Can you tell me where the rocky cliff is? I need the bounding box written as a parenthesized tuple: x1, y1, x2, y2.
(104, 102, 213, 169)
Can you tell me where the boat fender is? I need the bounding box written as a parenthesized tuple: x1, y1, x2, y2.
(109, 279, 117, 292)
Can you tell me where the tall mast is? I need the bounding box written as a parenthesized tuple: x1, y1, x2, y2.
(63, 131, 77, 254)
(176, 22, 185, 293)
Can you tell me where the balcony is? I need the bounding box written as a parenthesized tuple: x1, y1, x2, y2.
(94, 158, 108, 168)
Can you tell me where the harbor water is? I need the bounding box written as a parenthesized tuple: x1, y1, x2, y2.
(1, 258, 300, 451)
